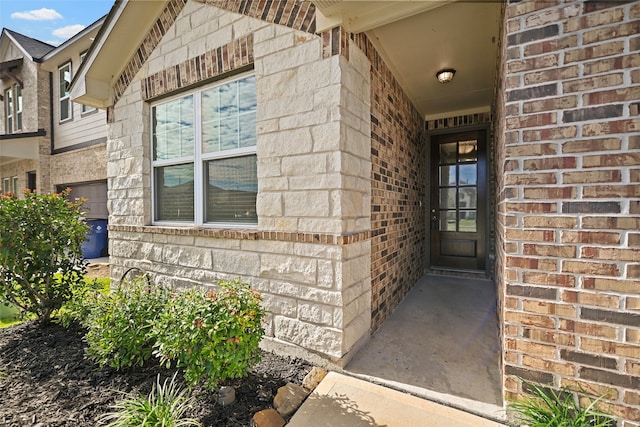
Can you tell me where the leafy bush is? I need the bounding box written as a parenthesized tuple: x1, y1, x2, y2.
(100, 373, 201, 427)
(57, 277, 110, 327)
(509, 381, 613, 427)
(82, 277, 265, 389)
(0, 190, 88, 323)
(84, 278, 170, 369)
(153, 279, 265, 390)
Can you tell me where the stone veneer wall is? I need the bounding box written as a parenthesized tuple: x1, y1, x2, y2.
(106, 0, 372, 362)
(499, 1, 640, 424)
(349, 33, 426, 332)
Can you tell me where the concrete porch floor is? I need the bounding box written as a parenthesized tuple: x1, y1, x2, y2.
(344, 274, 505, 421)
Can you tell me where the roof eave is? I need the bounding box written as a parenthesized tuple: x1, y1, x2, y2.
(70, 0, 168, 109)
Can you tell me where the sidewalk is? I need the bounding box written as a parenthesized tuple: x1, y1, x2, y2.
(288, 372, 509, 427)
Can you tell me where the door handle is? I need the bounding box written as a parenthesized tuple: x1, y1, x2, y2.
(431, 214, 437, 230)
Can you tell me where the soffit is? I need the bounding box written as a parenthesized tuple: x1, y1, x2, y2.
(314, 0, 503, 120)
(71, 0, 168, 108)
(0, 137, 40, 165)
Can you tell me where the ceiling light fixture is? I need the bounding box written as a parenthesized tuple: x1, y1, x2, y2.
(436, 68, 456, 83)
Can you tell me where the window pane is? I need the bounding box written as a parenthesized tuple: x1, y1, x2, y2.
(439, 165, 456, 186)
(238, 75, 256, 112)
(439, 142, 457, 164)
(153, 95, 194, 160)
(459, 164, 477, 185)
(458, 140, 477, 162)
(59, 66, 70, 98)
(60, 99, 70, 122)
(59, 63, 71, 121)
(219, 116, 239, 151)
(154, 164, 194, 221)
(439, 188, 456, 209)
(16, 86, 22, 130)
(439, 210, 456, 231)
(459, 187, 477, 209)
(205, 155, 257, 224)
(239, 112, 256, 149)
(459, 211, 477, 232)
(5, 89, 12, 133)
(202, 75, 256, 154)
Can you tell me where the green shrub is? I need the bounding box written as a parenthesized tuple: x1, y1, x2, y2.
(84, 278, 170, 369)
(153, 278, 265, 390)
(100, 373, 201, 427)
(57, 277, 110, 327)
(509, 381, 613, 427)
(83, 276, 265, 390)
(0, 189, 88, 323)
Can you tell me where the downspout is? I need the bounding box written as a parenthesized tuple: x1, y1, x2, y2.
(49, 71, 54, 154)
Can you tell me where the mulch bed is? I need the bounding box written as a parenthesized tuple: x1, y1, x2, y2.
(0, 321, 312, 426)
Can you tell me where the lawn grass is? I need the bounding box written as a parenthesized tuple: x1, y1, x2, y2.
(0, 276, 110, 329)
(0, 317, 23, 329)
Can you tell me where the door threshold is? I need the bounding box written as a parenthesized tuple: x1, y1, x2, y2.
(428, 267, 490, 280)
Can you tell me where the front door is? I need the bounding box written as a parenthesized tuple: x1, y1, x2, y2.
(430, 130, 487, 271)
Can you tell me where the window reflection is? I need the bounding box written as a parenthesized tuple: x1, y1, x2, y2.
(205, 155, 257, 223)
(440, 142, 457, 164)
(458, 140, 477, 162)
(154, 164, 195, 221)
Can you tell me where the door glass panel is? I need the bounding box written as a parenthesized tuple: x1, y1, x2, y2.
(440, 188, 457, 209)
(458, 140, 477, 162)
(459, 210, 477, 232)
(459, 164, 477, 185)
(435, 137, 480, 233)
(439, 165, 456, 186)
(440, 143, 457, 164)
(459, 187, 477, 209)
(440, 210, 456, 231)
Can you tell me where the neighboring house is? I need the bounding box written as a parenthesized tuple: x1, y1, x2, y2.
(72, 0, 639, 423)
(0, 18, 108, 223)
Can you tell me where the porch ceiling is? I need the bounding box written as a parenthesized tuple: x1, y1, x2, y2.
(0, 137, 39, 165)
(314, 1, 502, 120)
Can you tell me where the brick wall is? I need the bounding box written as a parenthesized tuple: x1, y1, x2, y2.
(348, 33, 426, 331)
(499, 1, 640, 424)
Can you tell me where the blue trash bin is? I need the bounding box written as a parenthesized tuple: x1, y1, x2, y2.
(82, 219, 108, 259)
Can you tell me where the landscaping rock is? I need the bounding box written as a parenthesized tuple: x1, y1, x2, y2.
(273, 382, 310, 417)
(217, 385, 236, 406)
(302, 366, 328, 391)
(252, 408, 285, 427)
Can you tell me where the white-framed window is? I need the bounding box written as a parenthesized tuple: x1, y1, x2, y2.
(5, 87, 13, 133)
(58, 62, 72, 122)
(12, 176, 18, 194)
(79, 52, 95, 114)
(2, 178, 10, 194)
(151, 73, 257, 226)
(15, 85, 22, 131)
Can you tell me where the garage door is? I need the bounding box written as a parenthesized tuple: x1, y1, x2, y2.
(62, 181, 108, 219)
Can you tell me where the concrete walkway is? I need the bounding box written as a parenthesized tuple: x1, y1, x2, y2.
(345, 275, 503, 418)
(288, 372, 508, 427)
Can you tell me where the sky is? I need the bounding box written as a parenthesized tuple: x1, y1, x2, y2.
(0, 0, 114, 46)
